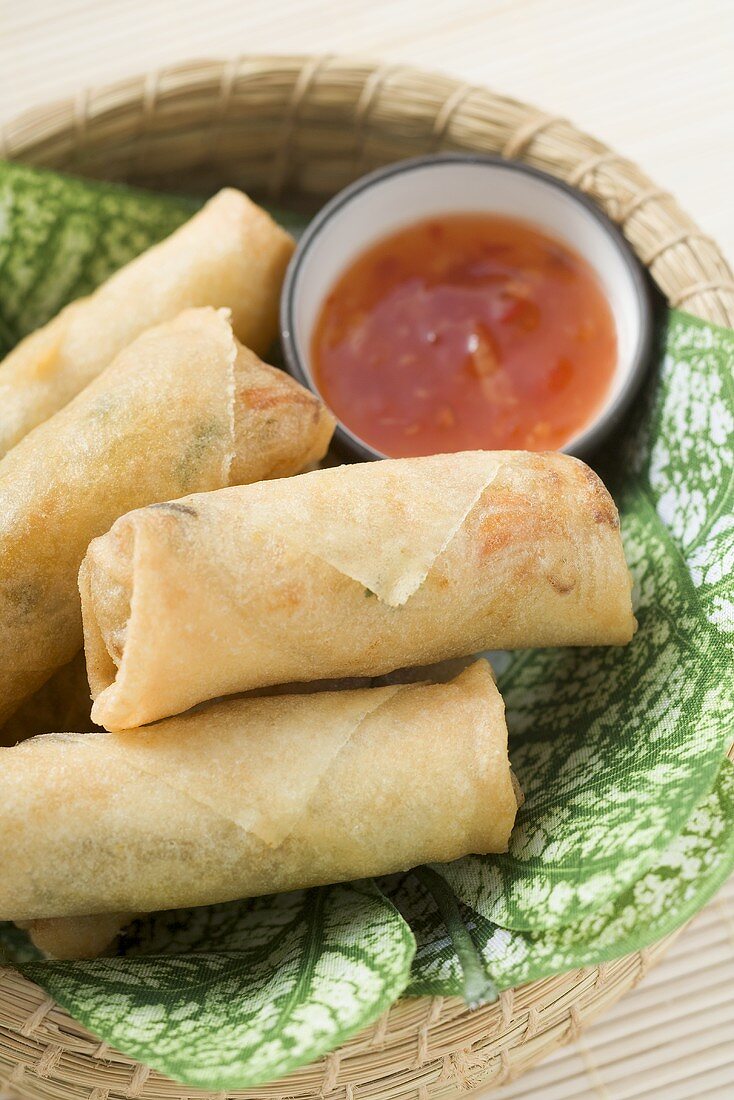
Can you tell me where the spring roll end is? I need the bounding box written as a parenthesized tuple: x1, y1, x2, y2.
(18, 912, 136, 960)
(230, 343, 335, 484)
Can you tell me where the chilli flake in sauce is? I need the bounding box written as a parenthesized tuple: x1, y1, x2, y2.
(311, 214, 617, 456)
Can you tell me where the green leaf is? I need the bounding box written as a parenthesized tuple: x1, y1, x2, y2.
(412, 868, 497, 1006)
(400, 758, 734, 996)
(11, 882, 414, 1090)
(637, 312, 734, 643)
(0, 161, 199, 355)
(435, 311, 734, 930)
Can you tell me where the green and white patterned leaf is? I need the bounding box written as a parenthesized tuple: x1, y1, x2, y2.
(8, 882, 414, 1090)
(396, 759, 734, 996)
(408, 868, 499, 1007)
(435, 311, 734, 929)
(644, 313, 734, 640)
(0, 161, 198, 354)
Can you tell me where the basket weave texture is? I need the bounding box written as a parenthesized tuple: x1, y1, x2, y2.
(0, 53, 732, 1100)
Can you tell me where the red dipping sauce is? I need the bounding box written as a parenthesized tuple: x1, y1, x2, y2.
(311, 214, 617, 456)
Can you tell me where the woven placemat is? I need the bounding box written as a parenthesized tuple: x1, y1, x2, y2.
(496, 875, 734, 1100)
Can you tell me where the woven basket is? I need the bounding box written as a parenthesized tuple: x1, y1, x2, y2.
(1, 54, 732, 1100)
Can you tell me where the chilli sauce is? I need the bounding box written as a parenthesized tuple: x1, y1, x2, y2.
(311, 214, 617, 456)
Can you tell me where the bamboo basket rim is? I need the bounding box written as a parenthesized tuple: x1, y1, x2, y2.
(0, 52, 732, 1100)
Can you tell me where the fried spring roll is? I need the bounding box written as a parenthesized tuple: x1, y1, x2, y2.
(0, 307, 333, 724)
(82, 451, 635, 731)
(0, 188, 294, 457)
(18, 914, 136, 960)
(0, 653, 97, 747)
(1, 661, 518, 922)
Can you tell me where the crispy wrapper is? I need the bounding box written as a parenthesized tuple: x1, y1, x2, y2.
(82, 450, 636, 731)
(0, 307, 333, 724)
(0, 189, 294, 456)
(1, 661, 518, 923)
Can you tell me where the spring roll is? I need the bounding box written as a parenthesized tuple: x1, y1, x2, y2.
(0, 307, 333, 724)
(1, 661, 518, 922)
(0, 188, 294, 457)
(0, 653, 97, 747)
(17, 914, 137, 960)
(82, 451, 635, 731)
(15, 658, 490, 958)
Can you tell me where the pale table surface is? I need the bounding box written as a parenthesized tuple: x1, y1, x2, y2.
(1, 2, 733, 1098)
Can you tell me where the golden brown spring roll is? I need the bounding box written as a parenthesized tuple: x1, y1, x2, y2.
(0, 653, 97, 747)
(0, 188, 294, 457)
(16, 657, 488, 958)
(0, 307, 333, 724)
(17, 914, 137, 960)
(1, 661, 518, 922)
(83, 451, 635, 731)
